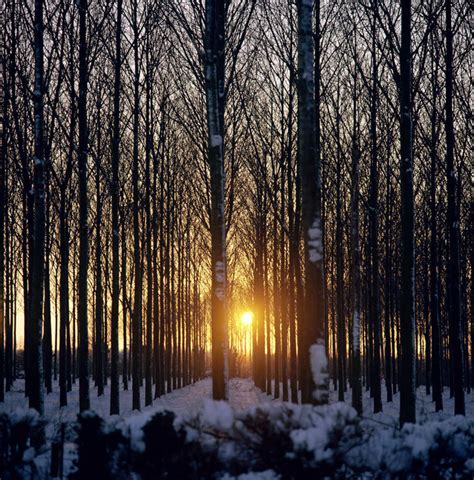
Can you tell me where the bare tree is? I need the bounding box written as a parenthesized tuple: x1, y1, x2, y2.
(297, 0, 328, 405)
(444, 0, 464, 416)
(205, 0, 228, 400)
(77, 0, 90, 412)
(399, 0, 416, 425)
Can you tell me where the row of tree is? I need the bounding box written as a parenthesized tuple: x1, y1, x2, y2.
(0, 0, 471, 425)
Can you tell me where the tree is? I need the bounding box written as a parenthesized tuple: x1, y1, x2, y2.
(399, 0, 416, 425)
(334, 84, 346, 403)
(368, 0, 382, 414)
(350, 3, 362, 414)
(110, 0, 123, 416)
(28, 0, 46, 416)
(297, 0, 328, 405)
(0, 25, 8, 403)
(205, 0, 228, 401)
(131, 0, 142, 411)
(444, 0, 464, 416)
(144, 2, 153, 407)
(78, 0, 90, 413)
(94, 91, 104, 397)
(428, 30, 443, 412)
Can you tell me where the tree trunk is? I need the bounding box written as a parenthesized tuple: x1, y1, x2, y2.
(121, 216, 128, 391)
(131, 0, 142, 411)
(0, 38, 7, 402)
(444, 0, 464, 416)
(399, 0, 416, 425)
(335, 92, 345, 403)
(110, 0, 122, 416)
(29, 0, 46, 416)
(59, 193, 68, 406)
(94, 122, 104, 397)
(350, 74, 362, 415)
(280, 155, 288, 402)
(273, 184, 280, 398)
(384, 164, 393, 403)
(205, 0, 228, 401)
(144, 18, 153, 405)
(368, 0, 382, 413)
(297, 0, 328, 404)
(77, 0, 90, 412)
(253, 184, 265, 390)
(43, 253, 52, 394)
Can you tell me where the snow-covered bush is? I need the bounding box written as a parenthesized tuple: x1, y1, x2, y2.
(138, 410, 218, 479)
(1, 402, 473, 479)
(69, 411, 131, 480)
(0, 408, 45, 480)
(346, 415, 474, 478)
(195, 401, 361, 478)
(179, 401, 474, 479)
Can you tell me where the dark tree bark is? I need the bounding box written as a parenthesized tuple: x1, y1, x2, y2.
(94, 106, 104, 397)
(29, 0, 46, 415)
(286, 71, 298, 404)
(384, 163, 393, 403)
(298, 0, 328, 405)
(253, 182, 266, 391)
(350, 25, 362, 413)
(368, 0, 382, 413)
(154, 100, 166, 399)
(5, 200, 12, 392)
(43, 250, 52, 394)
(399, 0, 416, 425)
(58, 54, 75, 405)
(144, 10, 153, 406)
(0, 38, 7, 402)
(280, 151, 288, 402)
(423, 252, 430, 396)
(121, 215, 128, 391)
(131, 0, 142, 411)
(110, 0, 122, 416)
(205, 0, 228, 401)
(59, 192, 69, 407)
(77, 0, 90, 412)
(335, 90, 345, 403)
(444, 0, 464, 415)
(273, 181, 280, 398)
(265, 214, 272, 395)
(428, 41, 443, 407)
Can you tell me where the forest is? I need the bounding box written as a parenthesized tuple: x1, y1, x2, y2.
(0, 0, 472, 478)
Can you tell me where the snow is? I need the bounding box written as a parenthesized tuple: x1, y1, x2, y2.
(0, 376, 269, 441)
(201, 398, 234, 431)
(309, 342, 329, 402)
(2, 374, 474, 432)
(352, 310, 360, 351)
(2, 375, 473, 438)
(2, 375, 474, 478)
(220, 470, 280, 480)
(344, 413, 474, 476)
(307, 218, 323, 263)
(211, 134, 223, 147)
(214, 260, 225, 300)
(290, 403, 358, 462)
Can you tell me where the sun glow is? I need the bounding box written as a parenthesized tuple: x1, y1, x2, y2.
(241, 310, 254, 326)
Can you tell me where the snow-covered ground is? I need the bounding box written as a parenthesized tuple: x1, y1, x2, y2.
(1, 376, 472, 435)
(1, 377, 473, 478)
(0, 377, 272, 439)
(341, 383, 474, 426)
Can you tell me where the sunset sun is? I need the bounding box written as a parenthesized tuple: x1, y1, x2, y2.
(241, 311, 254, 326)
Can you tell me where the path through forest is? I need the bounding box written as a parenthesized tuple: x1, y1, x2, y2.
(0, 378, 271, 439)
(1, 377, 472, 438)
